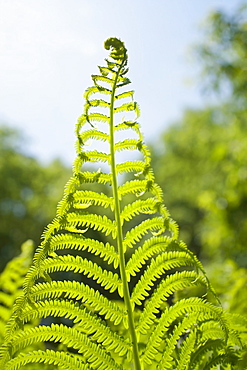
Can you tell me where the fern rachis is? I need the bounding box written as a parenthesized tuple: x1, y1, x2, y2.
(0, 37, 245, 370)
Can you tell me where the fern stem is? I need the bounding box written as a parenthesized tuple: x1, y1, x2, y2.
(109, 60, 142, 370)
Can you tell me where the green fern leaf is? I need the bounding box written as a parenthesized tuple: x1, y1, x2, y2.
(0, 240, 34, 343)
(28, 282, 126, 325)
(0, 37, 244, 370)
(48, 234, 118, 267)
(176, 330, 197, 370)
(5, 349, 90, 370)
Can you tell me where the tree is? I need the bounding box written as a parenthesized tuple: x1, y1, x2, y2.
(152, 105, 247, 267)
(196, 3, 247, 103)
(0, 124, 71, 271)
(151, 3, 247, 316)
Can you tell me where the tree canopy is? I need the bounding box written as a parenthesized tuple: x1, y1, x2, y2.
(196, 3, 247, 103)
(152, 3, 247, 317)
(0, 125, 71, 271)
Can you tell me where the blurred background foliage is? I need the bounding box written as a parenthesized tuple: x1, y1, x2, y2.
(0, 125, 71, 270)
(0, 3, 246, 321)
(151, 3, 247, 317)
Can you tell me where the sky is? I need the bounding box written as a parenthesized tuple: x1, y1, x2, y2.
(0, 0, 243, 165)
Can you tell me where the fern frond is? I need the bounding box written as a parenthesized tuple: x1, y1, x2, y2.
(0, 240, 34, 342)
(131, 252, 197, 306)
(203, 348, 239, 370)
(48, 234, 118, 267)
(85, 98, 110, 109)
(66, 212, 116, 237)
(1, 37, 242, 370)
(125, 236, 171, 277)
(116, 161, 151, 177)
(80, 129, 109, 144)
(118, 180, 164, 202)
(84, 112, 110, 125)
(114, 102, 139, 115)
(120, 198, 160, 223)
(73, 171, 112, 185)
(123, 217, 168, 250)
(115, 139, 142, 153)
(92, 74, 115, 86)
(79, 150, 110, 164)
(137, 271, 206, 334)
(9, 323, 129, 367)
(156, 317, 198, 369)
(16, 299, 123, 338)
(114, 121, 140, 134)
(189, 339, 225, 369)
(29, 282, 126, 325)
(72, 190, 114, 210)
(5, 349, 91, 370)
(115, 90, 134, 100)
(175, 330, 197, 370)
(37, 255, 121, 293)
(141, 297, 224, 364)
(84, 83, 111, 95)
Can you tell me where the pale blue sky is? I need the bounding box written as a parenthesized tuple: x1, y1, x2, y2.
(0, 0, 243, 164)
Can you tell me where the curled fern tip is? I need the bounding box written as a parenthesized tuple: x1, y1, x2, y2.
(104, 37, 127, 61)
